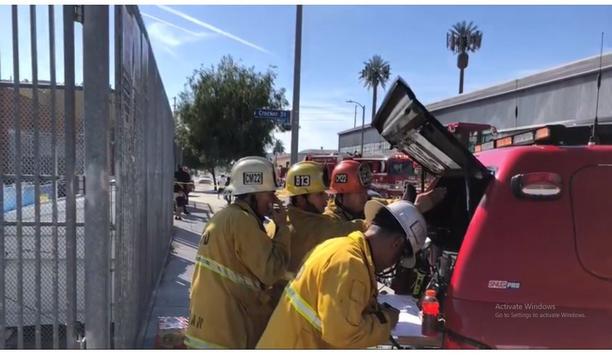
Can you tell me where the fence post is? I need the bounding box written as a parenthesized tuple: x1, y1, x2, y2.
(62, 5, 79, 349)
(83, 5, 110, 349)
(11, 5, 25, 349)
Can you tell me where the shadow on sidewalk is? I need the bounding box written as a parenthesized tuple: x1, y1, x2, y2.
(183, 204, 213, 222)
(142, 254, 193, 348)
(173, 228, 201, 250)
(143, 201, 218, 348)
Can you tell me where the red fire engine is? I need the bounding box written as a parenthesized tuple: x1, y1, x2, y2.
(303, 153, 345, 179)
(354, 153, 417, 198)
(297, 123, 492, 198)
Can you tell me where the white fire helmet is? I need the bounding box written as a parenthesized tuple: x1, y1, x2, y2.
(364, 199, 427, 268)
(226, 156, 278, 196)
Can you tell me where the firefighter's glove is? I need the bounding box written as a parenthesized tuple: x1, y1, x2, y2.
(415, 187, 447, 213)
(381, 303, 400, 328)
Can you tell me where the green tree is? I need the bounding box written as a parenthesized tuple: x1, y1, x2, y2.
(446, 21, 483, 94)
(176, 55, 288, 188)
(359, 55, 391, 121)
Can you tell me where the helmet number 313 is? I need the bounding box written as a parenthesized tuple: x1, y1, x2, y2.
(294, 175, 311, 187)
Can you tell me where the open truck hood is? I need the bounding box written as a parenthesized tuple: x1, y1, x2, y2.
(373, 77, 491, 179)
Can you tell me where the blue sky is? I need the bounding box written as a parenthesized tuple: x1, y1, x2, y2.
(1, 5, 612, 152)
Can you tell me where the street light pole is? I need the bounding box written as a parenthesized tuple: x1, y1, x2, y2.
(346, 100, 366, 156)
(360, 104, 365, 156)
(353, 104, 357, 128)
(290, 5, 303, 165)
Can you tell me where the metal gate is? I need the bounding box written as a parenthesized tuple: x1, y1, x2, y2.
(0, 5, 175, 349)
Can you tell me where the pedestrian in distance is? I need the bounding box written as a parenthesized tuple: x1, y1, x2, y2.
(217, 174, 226, 200)
(175, 165, 193, 214)
(223, 176, 232, 204)
(173, 182, 186, 221)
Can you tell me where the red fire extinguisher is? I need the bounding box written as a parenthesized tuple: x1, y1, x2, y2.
(421, 289, 439, 337)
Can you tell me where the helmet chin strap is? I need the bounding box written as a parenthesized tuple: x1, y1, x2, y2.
(302, 195, 322, 214)
(376, 257, 415, 280)
(246, 194, 266, 222)
(376, 244, 414, 280)
(376, 263, 400, 279)
(335, 196, 365, 220)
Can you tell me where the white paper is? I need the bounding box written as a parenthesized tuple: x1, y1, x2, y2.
(377, 294, 423, 338)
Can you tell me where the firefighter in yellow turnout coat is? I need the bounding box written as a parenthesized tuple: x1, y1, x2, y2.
(257, 199, 429, 349)
(185, 157, 291, 349)
(277, 161, 365, 274)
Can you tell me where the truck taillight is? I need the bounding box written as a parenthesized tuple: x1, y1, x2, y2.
(511, 172, 562, 200)
(443, 331, 490, 349)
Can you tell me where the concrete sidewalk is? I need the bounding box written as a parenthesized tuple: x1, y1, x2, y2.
(142, 184, 227, 348)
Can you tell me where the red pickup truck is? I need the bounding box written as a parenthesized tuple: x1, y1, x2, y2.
(373, 77, 612, 349)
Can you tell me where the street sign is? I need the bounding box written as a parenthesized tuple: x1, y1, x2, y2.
(254, 109, 291, 130)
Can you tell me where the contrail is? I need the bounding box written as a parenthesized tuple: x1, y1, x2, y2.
(141, 12, 209, 37)
(157, 5, 271, 54)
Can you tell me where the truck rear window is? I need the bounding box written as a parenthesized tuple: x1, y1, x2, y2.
(389, 161, 414, 176)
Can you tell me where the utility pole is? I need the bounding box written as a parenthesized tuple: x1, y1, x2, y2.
(346, 100, 365, 156)
(360, 104, 365, 156)
(290, 5, 302, 164)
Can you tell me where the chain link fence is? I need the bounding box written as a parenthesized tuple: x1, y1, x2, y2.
(1, 5, 175, 349)
(112, 5, 175, 349)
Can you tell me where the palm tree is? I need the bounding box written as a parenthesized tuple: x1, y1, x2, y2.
(447, 21, 483, 94)
(273, 139, 285, 155)
(359, 55, 391, 121)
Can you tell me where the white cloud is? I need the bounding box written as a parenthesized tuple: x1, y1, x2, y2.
(157, 5, 271, 55)
(146, 20, 216, 59)
(143, 11, 215, 59)
(147, 22, 200, 48)
(155, 39, 180, 59)
(142, 12, 211, 38)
